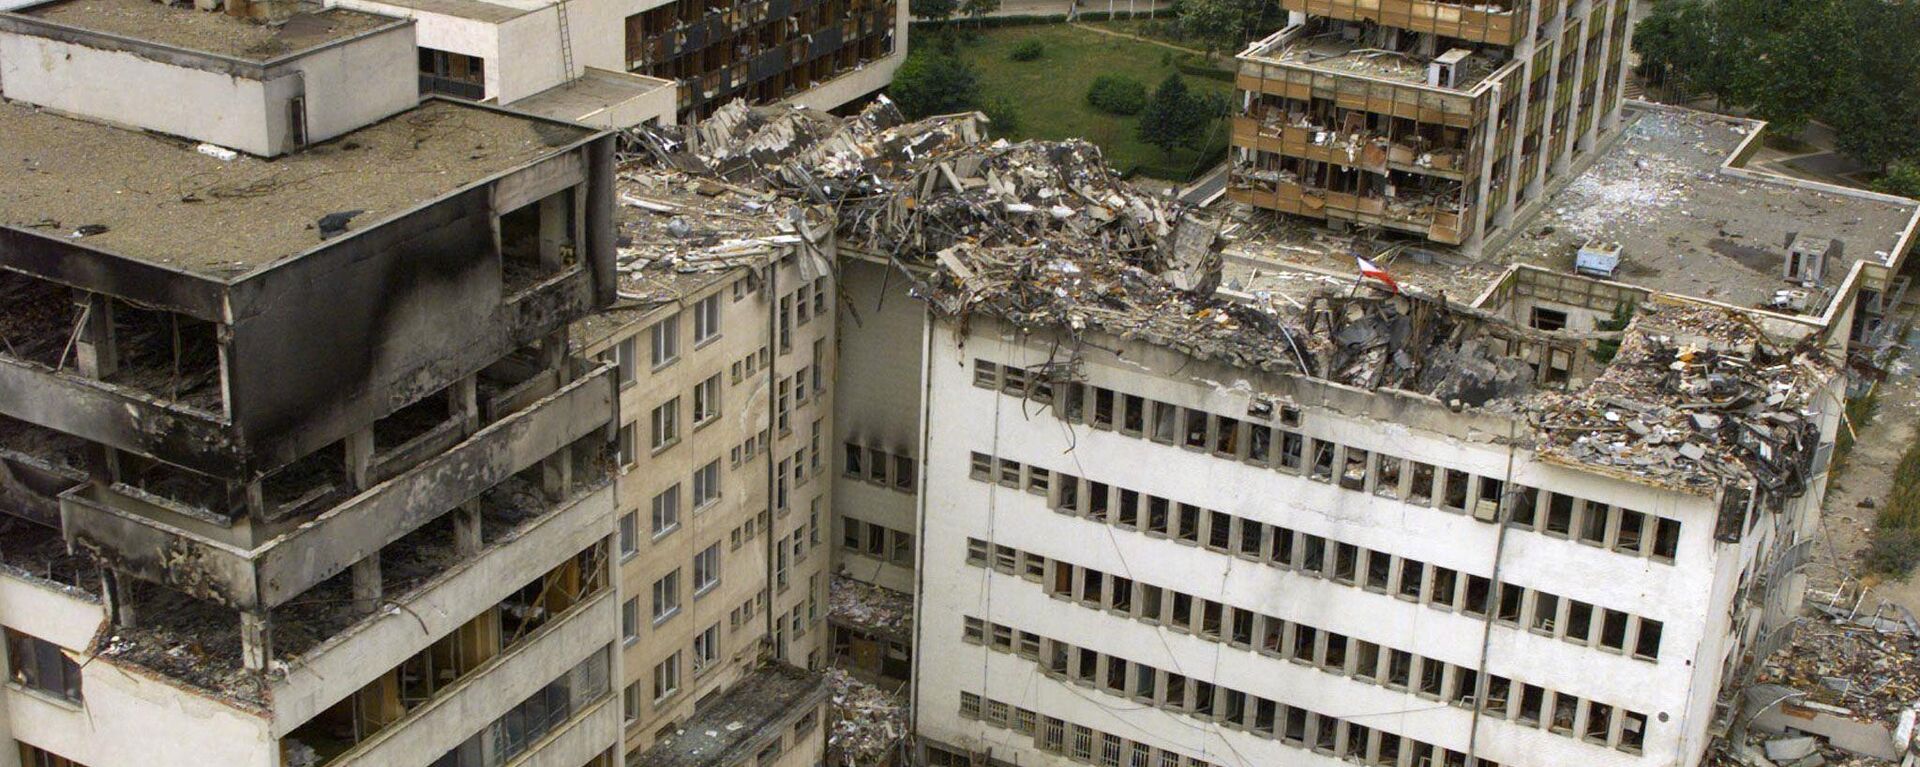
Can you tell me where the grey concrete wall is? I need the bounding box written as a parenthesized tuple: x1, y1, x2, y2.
(832, 259, 921, 594)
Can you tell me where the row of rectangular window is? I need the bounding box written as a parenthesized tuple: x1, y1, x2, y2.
(966, 452, 1666, 662)
(843, 442, 916, 494)
(961, 540, 1650, 753)
(843, 517, 915, 566)
(970, 359, 1684, 563)
(957, 691, 1222, 767)
(961, 615, 1530, 767)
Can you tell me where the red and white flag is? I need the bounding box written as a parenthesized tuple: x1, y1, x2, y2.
(1355, 256, 1399, 294)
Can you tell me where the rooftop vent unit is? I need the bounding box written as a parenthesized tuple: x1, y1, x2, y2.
(1574, 240, 1623, 278)
(1783, 233, 1840, 286)
(1428, 49, 1472, 88)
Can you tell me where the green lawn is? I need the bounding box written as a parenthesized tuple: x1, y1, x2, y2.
(953, 24, 1233, 181)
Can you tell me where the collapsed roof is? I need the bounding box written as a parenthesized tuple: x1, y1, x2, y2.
(624, 100, 1839, 496)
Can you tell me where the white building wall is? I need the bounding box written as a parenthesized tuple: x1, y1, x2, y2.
(0, 32, 274, 153)
(915, 317, 1758, 767)
(0, 574, 279, 767)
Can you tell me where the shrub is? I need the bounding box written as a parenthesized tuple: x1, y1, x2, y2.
(1867, 528, 1920, 577)
(1010, 39, 1044, 61)
(981, 95, 1021, 136)
(1086, 74, 1147, 116)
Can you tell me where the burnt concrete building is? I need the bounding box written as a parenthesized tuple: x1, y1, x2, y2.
(0, 3, 628, 766)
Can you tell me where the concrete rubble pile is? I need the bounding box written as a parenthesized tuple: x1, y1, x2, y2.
(1533, 301, 1831, 494)
(1714, 597, 1920, 767)
(826, 668, 909, 767)
(621, 100, 1837, 467)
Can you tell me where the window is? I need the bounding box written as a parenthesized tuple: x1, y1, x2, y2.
(693, 460, 721, 508)
(650, 314, 680, 368)
(624, 682, 641, 722)
(693, 295, 720, 344)
(1530, 307, 1569, 331)
(619, 511, 639, 558)
(694, 544, 721, 594)
(617, 423, 636, 469)
(778, 296, 793, 352)
(7, 629, 80, 702)
(693, 624, 719, 673)
(653, 570, 681, 623)
(652, 485, 681, 537)
(653, 651, 681, 701)
(693, 374, 721, 426)
(892, 453, 915, 492)
(622, 597, 640, 643)
(651, 398, 680, 450)
(845, 443, 864, 477)
(614, 338, 637, 389)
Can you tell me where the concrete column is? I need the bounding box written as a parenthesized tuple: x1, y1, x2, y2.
(344, 427, 375, 491)
(451, 375, 480, 436)
(240, 611, 272, 672)
(72, 290, 116, 378)
(541, 450, 572, 503)
(454, 502, 484, 555)
(102, 570, 139, 628)
(538, 193, 568, 270)
(351, 557, 382, 616)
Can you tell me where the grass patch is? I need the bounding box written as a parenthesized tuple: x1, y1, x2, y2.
(1834, 386, 1881, 469)
(1872, 418, 1920, 577)
(953, 24, 1231, 181)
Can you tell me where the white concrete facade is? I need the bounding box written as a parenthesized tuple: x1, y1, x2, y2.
(0, 16, 416, 156)
(912, 313, 1832, 767)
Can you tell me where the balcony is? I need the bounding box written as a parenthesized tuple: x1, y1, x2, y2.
(1280, 0, 1526, 46)
(270, 480, 616, 729)
(60, 365, 616, 611)
(1228, 175, 1470, 244)
(319, 589, 615, 767)
(1231, 117, 1472, 180)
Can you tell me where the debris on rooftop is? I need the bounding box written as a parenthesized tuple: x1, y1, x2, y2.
(1533, 300, 1833, 494)
(829, 575, 912, 641)
(622, 100, 1842, 495)
(826, 668, 909, 767)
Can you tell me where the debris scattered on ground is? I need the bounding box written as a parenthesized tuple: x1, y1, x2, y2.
(827, 668, 908, 767)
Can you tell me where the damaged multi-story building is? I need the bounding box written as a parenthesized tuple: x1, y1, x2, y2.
(0, 4, 630, 767)
(567, 107, 842, 766)
(606, 89, 1919, 767)
(336, 0, 907, 126)
(1230, 0, 1634, 248)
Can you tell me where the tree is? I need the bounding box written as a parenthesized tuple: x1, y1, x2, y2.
(958, 0, 999, 24)
(888, 50, 979, 118)
(1175, 0, 1263, 59)
(1822, 0, 1920, 169)
(1137, 74, 1205, 156)
(910, 0, 955, 23)
(1875, 161, 1920, 199)
(1632, 0, 1713, 90)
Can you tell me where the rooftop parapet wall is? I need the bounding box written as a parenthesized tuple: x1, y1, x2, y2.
(0, 0, 416, 156)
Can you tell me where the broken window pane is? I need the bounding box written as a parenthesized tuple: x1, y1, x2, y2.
(1634, 619, 1664, 660)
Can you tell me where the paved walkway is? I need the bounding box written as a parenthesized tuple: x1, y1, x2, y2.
(979, 0, 1169, 18)
(1067, 20, 1205, 55)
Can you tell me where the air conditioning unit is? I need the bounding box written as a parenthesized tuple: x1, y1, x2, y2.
(1771, 289, 1812, 312)
(1574, 240, 1622, 278)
